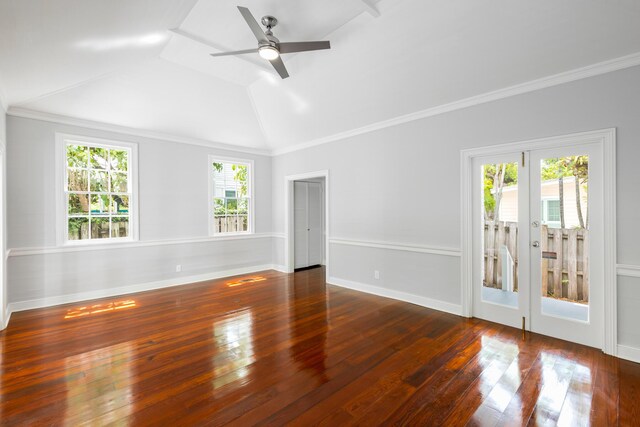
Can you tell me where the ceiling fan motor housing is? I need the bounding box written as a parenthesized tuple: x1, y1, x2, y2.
(261, 15, 278, 29)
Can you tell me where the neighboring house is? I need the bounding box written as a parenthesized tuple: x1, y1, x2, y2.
(497, 176, 588, 228)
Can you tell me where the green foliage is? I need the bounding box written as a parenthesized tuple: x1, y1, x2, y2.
(67, 145, 88, 168)
(483, 163, 517, 219)
(109, 149, 128, 171)
(232, 164, 248, 197)
(541, 156, 588, 183)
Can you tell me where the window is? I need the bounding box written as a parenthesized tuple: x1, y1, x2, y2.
(210, 157, 253, 235)
(58, 134, 138, 244)
(541, 198, 561, 226)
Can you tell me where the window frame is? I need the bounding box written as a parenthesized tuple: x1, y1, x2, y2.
(541, 197, 561, 227)
(56, 133, 139, 246)
(208, 155, 254, 236)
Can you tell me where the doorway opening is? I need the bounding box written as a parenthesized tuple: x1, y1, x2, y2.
(284, 171, 330, 275)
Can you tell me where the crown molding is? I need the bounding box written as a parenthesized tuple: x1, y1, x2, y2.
(271, 51, 640, 156)
(5, 51, 640, 157)
(6, 107, 271, 156)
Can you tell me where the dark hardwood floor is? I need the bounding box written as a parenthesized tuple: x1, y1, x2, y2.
(1, 267, 639, 426)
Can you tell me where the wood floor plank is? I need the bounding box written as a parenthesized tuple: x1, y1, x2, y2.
(0, 267, 637, 426)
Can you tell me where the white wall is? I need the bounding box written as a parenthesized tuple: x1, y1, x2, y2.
(272, 65, 640, 351)
(6, 116, 274, 308)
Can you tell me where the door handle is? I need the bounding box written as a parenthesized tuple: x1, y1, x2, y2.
(532, 241, 540, 248)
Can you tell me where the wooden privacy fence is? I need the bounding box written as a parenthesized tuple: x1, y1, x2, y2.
(214, 215, 248, 233)
(484, 221, 589, 303)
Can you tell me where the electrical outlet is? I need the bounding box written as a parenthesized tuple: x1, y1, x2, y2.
(176, 265, 182, 273)
(374, 270, 380, 280)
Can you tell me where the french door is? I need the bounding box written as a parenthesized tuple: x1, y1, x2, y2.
(472, 142, 603, 348)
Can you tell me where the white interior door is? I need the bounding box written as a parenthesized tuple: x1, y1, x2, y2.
(472, 153, 530, 330)
(294, 182, 309, 269)
(307, 182, 323, 266)
(294, 181, 324, 269)
(472, 144, 603, 348)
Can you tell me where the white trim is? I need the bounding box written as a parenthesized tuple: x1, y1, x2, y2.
(617, 264, 640, 278)
(7, 232, 277, 257)
(0, 77, 8, 112)
(460, 128, 617, 354)
(55, 133, 140, 246)
(271, 264, 288, 273)
(617, 345, 640, 364)
(208, 155, 255, 236)
(7, 107, 271, 156)
(327, 276, 462, 316)
(284, 170, 330, 274)
(2, 306, 10, 330)
(603, 130, 618, 355)
(359, 0, 381, 17)
(7, 264, 280, 313)
(271, 53, 640, 157)
(329, 238, 461, 258)
(6, 53, 640, 158)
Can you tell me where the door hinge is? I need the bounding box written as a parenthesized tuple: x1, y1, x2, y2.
(521, 152, 525, 167)
(522, 316, 526, 340)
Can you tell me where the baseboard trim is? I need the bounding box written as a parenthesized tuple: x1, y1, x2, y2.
(617, 344, 640, 364)
(2, 306, 11, 330)
(8, 264, 279, 314)
(327, 276, 462, 316)
(271, 264, 288, 273)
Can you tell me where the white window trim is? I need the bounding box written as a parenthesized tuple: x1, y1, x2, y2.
(55, 133, 139, 246)
(208, 155, 255, 237)
(541, 197, 561, 227)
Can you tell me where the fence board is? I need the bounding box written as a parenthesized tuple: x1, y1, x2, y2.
(496, 222, 505, 288)
(486, 222, 495, 288)
(583, 231, 590, 302)
(484, 221, 588, 303)
(552, 228, 564, 298)
(568, 229, 578, 300)
(509, 223, 518, 291)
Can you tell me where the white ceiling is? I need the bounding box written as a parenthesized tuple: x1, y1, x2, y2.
(1, 0, 640, 152)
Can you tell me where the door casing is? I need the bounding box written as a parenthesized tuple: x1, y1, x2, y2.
(461, 129, 616, 354)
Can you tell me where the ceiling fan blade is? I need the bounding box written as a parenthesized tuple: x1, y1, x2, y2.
(237, 6, 268, 43)
(210, 48, 258, 57)
(269, 56, 289, 79)
(278, 41, 331, 54)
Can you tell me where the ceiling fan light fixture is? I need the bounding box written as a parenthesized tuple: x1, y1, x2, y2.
(258, 45, 279, 60)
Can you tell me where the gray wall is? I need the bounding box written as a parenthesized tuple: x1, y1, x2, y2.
(271, 65, 640, 349)
(6, 116, 274, 304)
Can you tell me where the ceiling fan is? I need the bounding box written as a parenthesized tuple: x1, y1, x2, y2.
(210, 6, 331, 79)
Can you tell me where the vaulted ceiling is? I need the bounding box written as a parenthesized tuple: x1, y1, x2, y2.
(1, 0, 640, 153)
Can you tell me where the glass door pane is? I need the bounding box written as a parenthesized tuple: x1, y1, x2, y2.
(481, 162, 519, 309)
(538, 155, 589, 322)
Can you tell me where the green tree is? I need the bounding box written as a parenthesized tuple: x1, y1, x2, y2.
(483, 163, 517, 221)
